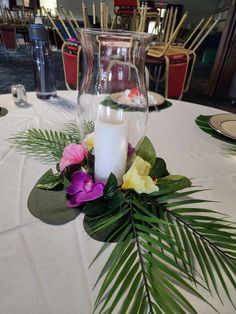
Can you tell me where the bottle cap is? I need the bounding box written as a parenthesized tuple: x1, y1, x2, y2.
(29, 24, 49, 41)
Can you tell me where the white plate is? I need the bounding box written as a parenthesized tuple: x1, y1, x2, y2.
(110, 91, 165, 106)
(209, 114, 236, 140)
(148, 91, 165, 106)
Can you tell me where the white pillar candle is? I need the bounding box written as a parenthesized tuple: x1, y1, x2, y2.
(95, 119, 128, 185)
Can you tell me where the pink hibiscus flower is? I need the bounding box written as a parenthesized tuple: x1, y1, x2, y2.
(67, 171, 104, 207)
(59, 143, 88, 171)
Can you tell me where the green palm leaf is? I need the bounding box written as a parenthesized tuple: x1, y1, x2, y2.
(91, 187, 236, 313)
(223, 144, 236, 156)
(9, 128, 76, 162)
(8, 121, 94, 163)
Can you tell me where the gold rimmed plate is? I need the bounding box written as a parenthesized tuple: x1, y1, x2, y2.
(148, 91, 165, 107)
(209, 114, 236, 140)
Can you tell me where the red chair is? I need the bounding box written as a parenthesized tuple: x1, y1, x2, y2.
(0, 25, 17, 60)
(112, 0, 139, 29)
(61, 42, 81, 90)
(0, 24, 31, 61)
(165, 53, 189, 99)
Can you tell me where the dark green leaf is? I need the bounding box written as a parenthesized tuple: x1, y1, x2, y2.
(107, 263, 140, 313)
(129, 284, 145, 314)
(136, 136, 156, 167)
(158, 175, 192, 191)
(83, 208, 130, 242)
(36, 169, 64, 190)
(27, 186, 80, 225)
(104, 173, 118, 199)
(149, 157, 169, 178)
(119, 272, 142, 314)
(96, 251, 138, 312)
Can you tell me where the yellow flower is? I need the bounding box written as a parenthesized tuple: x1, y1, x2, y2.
(122, 156, 159, 194)
(84, 133, 95, 151)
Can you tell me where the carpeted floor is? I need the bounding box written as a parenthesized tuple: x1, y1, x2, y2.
(0, 44, 235, 113)
(0, 45, 66, 94)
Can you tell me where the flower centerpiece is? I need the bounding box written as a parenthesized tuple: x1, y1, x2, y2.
(10, 122, 236, 313)
(9, 28, 236, 313)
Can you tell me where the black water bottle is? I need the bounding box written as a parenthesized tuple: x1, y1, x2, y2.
(29, 24, 57, 99)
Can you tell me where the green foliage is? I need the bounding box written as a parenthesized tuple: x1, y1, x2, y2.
(195, 115, 235, 144)
(223, 144, 236, 157)
(101, 98, 146, 112)
(28, 185, 81, 225)
(196, 115, 236, 157)
(16, 122, 236, 313)
(36, 169, 64, 190)
(9, 128, 75, 163)
(28, 174, 236, 313)
(88, 187, 236, 314)
(101, 97, 172, 112)
(158, 175, 192, 191)
(9, 121, 94, 163)
(150, 157, 169, 178)
(136, 136, 156, 167)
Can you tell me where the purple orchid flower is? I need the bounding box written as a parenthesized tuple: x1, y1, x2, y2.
(128, 143, 135, 156)
(67, 171, 104, 207)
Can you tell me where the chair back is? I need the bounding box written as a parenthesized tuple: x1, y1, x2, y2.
(186, 16, 219, 53)
(61, 42, 81, 90)
(0, 25, 17, 50)
(82, 1, 90, 28)
(114, 0, 138, 7)
(96, 35, 136, 92)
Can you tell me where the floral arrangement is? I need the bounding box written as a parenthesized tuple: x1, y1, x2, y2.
(10, 122, 236, 314)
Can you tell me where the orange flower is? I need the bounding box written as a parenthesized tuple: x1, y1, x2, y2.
(128, 88, 141, 98)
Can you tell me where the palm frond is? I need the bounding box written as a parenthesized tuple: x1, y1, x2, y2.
(223, 144, 236, 157)
(90, 187, 236, 313)
(9, 121, 94, 163)
(82, 120, 94, 135)
(62, 122, 82, 143)
(9, 128, 76, 163)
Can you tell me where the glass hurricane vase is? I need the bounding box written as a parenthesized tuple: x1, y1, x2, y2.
(78, 29, 153, 184)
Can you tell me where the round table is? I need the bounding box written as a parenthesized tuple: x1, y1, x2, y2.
(0, 91, 235, 314)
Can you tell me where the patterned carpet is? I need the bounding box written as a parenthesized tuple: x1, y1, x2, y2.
(0, 45, 66, 95)
(0, 43, 235, 113)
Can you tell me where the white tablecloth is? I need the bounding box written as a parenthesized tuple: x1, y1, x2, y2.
(0, 91, 236, 314)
